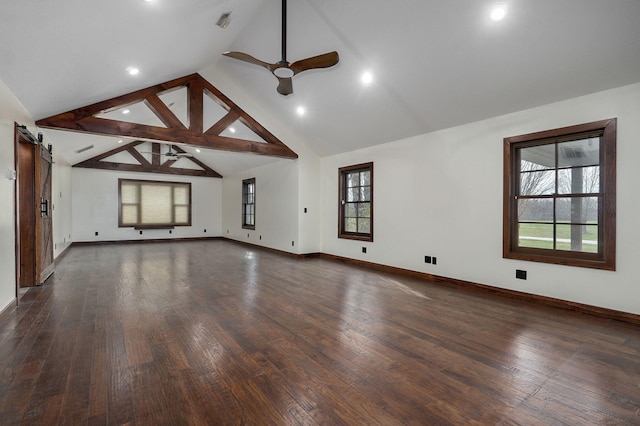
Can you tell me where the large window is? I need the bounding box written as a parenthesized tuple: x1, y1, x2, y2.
(503, 119, 616, 270)
(119, 179, 191, 228)
(339, 162, 373, 241)
(242, 178, 256, 229)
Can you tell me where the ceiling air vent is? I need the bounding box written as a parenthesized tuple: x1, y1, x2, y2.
(75, 144, 94, 154)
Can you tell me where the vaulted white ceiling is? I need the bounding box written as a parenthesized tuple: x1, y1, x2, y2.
(1, 0, 639, 173)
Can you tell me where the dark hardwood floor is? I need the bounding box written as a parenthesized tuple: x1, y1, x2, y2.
(1, 240, 639, 425)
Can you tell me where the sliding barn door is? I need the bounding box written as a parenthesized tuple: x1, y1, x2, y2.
(36, 145, 54, 284)
(16, 125, 54, 289)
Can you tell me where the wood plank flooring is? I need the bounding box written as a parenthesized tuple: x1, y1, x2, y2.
(1, 240, 639, 425)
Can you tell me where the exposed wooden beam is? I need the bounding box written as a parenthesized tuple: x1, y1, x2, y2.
(36, 74, 298, 159)
(74, 141, 222, 178)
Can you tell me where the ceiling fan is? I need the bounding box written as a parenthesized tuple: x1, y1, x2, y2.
(222, 0, 339, 96)
(143, 144, 193, 158)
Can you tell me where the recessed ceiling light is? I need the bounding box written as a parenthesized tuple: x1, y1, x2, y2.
(361, 71, 374, 85)
(140, 0, 154, 3)
(195, 148, 201, 153)
(118, 139, 123, 143)
(296, 106, 306, 116)
(122, 109, 130, 114)
(490, 3, 508, 21)
(229, 127, 236, 133)
(126, 67, 140, 76)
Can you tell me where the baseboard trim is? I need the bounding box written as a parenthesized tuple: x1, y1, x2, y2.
(71, 236, 224, 247)
(222, 238, 320, 259)
(318, 253, 640, 326)
(0, 297, 18, 323)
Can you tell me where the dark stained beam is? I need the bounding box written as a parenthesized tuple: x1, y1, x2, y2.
(36, 74, 298, 159)
(74, 141, 222, 178)
(144, 94, 186, 130)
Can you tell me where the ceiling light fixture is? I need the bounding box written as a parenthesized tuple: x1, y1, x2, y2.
(122, 109, 130, 114)
(118, 139, 123, 143)
(195, 148, 201, 153)
(490, 3, 508, 21)
(216, 12, 232, 29)
(296, 106, 306, 116)
(229, 127, 236, 133)
(361, 71, 374, 85)
(126, 66, 140, 76)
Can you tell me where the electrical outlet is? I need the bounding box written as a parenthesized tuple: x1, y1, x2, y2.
(169, 230, 172, 234)
(304, 208, 308, 213)
(362, 247, 367, 254)
(204, 229, 207, 233)
(424, 256, 432, 264)
(432, 257, 437, 265)
(259, 235, 262, 240)
(95, 231, 98, 236)
(140, 230, 143, 235)
(292, 241, 295, 246)
(516, 269, 527, 280)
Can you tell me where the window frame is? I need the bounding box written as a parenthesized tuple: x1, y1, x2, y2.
(118, 178, 192, 229)
(503, 119, 616, 270)
(338, 162, 374, 242)
(242, 178, 256, 230)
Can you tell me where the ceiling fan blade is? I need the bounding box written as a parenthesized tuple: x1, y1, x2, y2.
(276, 77, 293, 96)
(290, 51, 339, 75)
(222, 51, 276, 71)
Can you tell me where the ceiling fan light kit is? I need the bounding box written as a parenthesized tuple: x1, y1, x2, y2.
(222, 0, 339, 95)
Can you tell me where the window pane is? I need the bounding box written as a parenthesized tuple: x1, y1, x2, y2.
(360, 171, 370, 186)
(345, 203, 356, 218)
(121, 205, 138, 225)
(358, 202, 370, 218)
(347, 187, 359, 202)
(520, 145, 555, 171)
(121, 184, 138, 203)
(175, 206, 189, 224)
(141, 184, 172, 224)
(173, 185, 189, 204)
(519, 170, 555, 195)
(518, 223, 553, 249)
(556, 224, 598, 253)
(518, 198, 553, 222)
(557, 166, 599, 194)
(555, 197, 598, 223)
(558, 138, 599, 168)
(347, 173, 359, 188)
(345, 218, 357, 232)
(360, 187, 371, 202)
(358, 219, 370, 234)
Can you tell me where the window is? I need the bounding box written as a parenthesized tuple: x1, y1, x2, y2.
(119, 179, 191, 228)
(503, 119, 616, 270)
(339, 162, 373, 241)
(242, 178, 256, 229)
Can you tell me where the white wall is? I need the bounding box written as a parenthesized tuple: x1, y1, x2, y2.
(72, 168, 222, 242)
(0, 78, 34, 312)
(51, 152, 73, 257)
(321, 82, 640, 315)
(222, 160, 300, 253)
(202, 66, 323, 254)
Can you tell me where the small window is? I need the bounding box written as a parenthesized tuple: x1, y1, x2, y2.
(503, 119, 616, 270)
(339, 162, 373, 241)
(119, 179, 191, 228)
(242, 178, 256, 230)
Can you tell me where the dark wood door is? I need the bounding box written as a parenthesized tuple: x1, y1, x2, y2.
(15, 125, 54, 289)
(17, 136, 36, 289)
